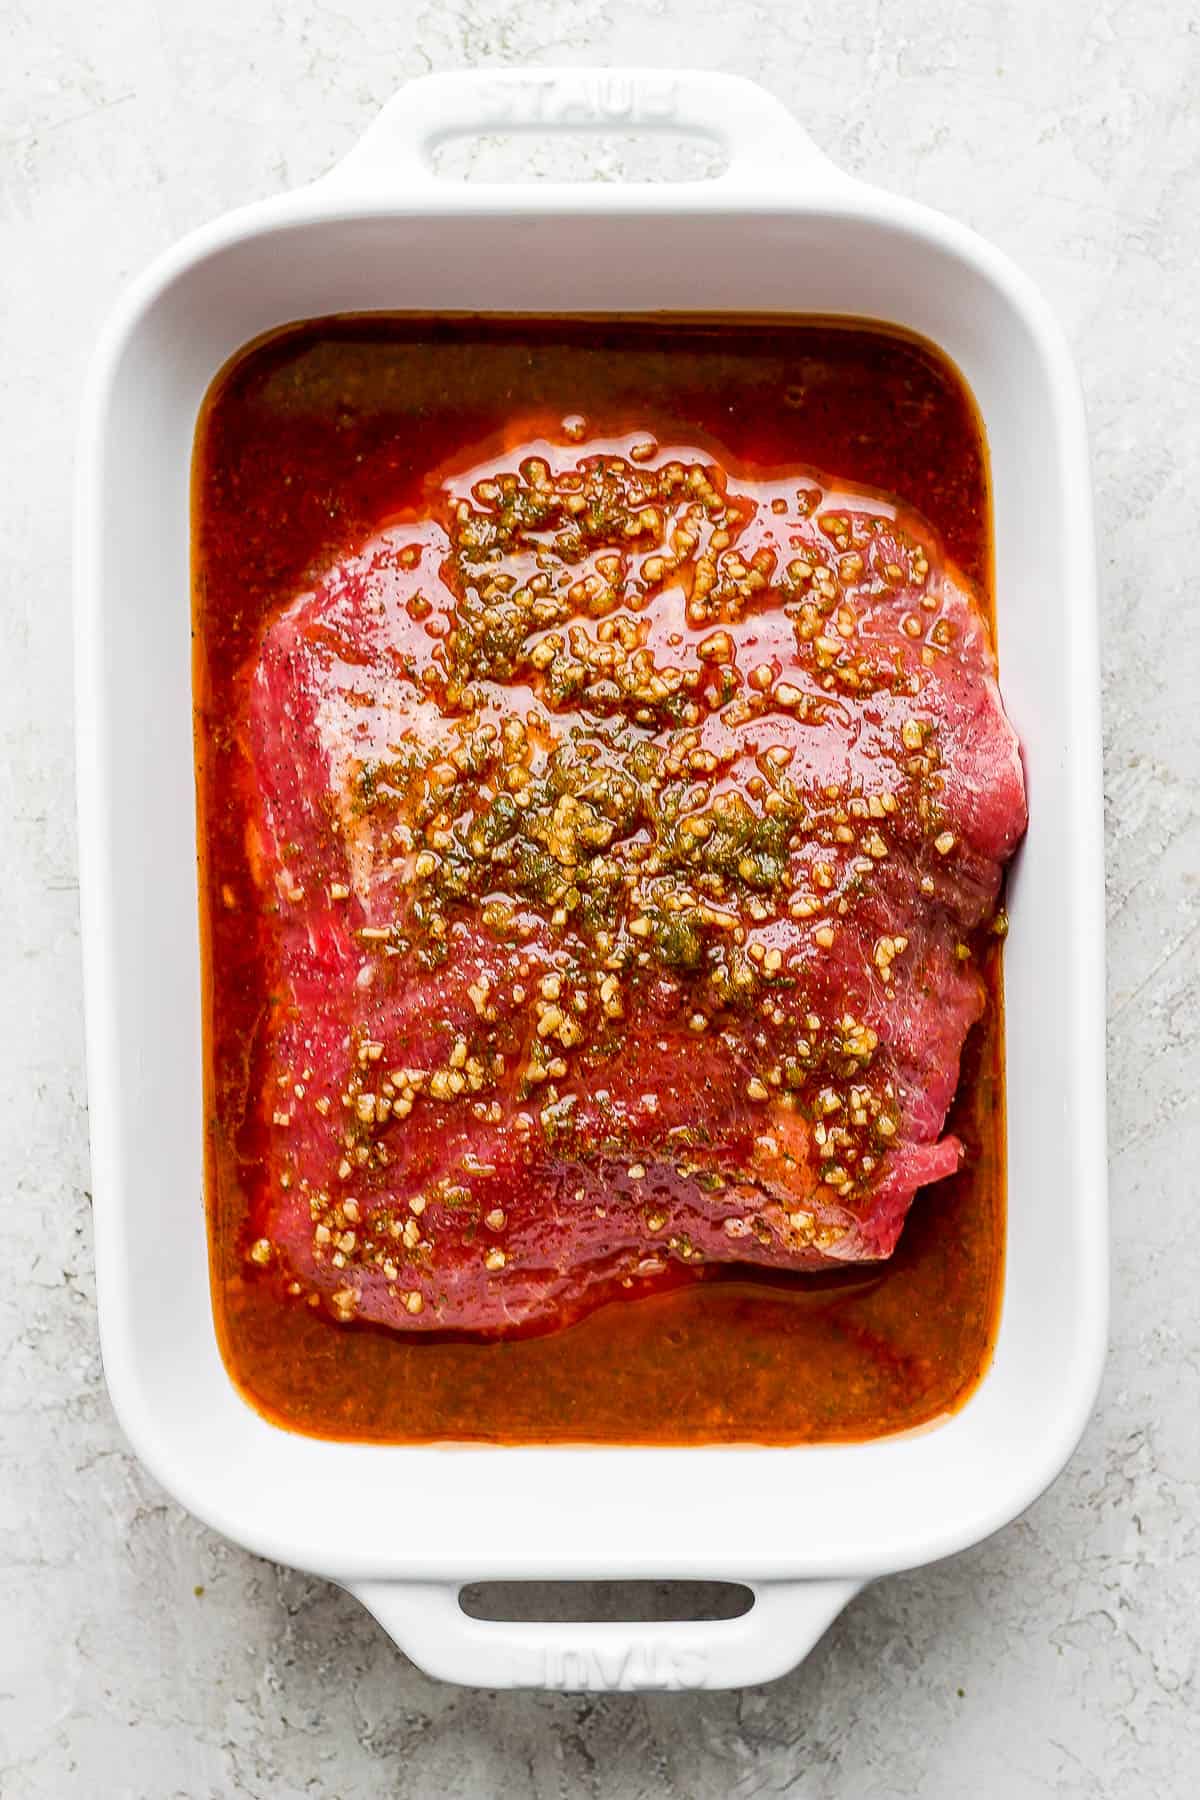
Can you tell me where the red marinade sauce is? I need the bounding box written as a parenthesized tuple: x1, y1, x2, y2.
(194, 315, 1006, 1444)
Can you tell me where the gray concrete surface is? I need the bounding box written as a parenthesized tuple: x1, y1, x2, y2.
(2, 1, 1197, 1794)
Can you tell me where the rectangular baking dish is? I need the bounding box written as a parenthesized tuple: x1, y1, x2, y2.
(75, 68, 1107, 1691)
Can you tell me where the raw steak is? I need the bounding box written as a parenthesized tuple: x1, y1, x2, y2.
(241, 434, 1026, 1334)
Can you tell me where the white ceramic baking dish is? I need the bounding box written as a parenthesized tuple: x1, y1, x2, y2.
(75, 68, 1107, 1691)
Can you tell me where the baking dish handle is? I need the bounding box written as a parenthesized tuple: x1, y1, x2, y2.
(326, 67, 845, 194)
(349, 1577, 863, 1691)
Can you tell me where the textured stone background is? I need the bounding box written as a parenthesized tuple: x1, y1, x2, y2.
(2, 2, 1197, 1794)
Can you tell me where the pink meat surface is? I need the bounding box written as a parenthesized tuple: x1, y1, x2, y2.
(241, 435, 1026, 1334)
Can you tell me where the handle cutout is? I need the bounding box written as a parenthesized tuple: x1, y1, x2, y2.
(459, 1579, 753, 1623)
(430, 129, 727, 186)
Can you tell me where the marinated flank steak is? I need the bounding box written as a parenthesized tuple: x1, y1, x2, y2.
(243, 435, 1026, 1334)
